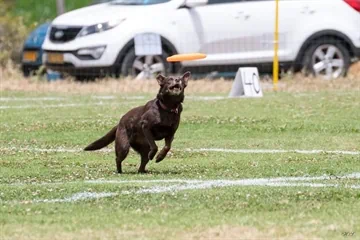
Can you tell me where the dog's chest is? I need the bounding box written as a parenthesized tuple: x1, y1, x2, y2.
(151, 120, 178, 140)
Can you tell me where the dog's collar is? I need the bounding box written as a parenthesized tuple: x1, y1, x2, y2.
(157, 100, 179, 114)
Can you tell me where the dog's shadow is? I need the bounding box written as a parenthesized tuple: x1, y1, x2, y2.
(116, 169, 183, 175)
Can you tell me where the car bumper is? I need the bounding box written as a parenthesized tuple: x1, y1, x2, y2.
(21, 48, 43, 67)
(43, 49, 115, 68)
(42, 27, 132, 68)
(46, 63, 114, 77)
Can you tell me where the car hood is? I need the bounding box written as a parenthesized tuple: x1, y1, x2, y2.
(52, 2, 175, 26)
(24, 23, 51, 47)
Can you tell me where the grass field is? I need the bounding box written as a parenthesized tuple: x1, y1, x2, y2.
(1, 74, 360, 240)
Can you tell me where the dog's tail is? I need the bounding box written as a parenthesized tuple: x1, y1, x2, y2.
(84, 125, 118, 151)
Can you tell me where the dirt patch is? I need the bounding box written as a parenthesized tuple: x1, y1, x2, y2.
(180, 225, 322, 240)
(349, 61, 360, 74)
(1, 62, 359, 94)
(1, 225, 322, 240)
(0, 226, 166, 240)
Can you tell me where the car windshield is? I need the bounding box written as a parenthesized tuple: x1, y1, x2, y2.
(110, 0, 170, 5)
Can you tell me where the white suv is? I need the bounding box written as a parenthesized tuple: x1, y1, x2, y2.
(43, 0, 360, 80)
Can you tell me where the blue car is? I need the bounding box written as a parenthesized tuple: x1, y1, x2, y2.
(21, 23, 50, 76)
(21, 23, 61, 80)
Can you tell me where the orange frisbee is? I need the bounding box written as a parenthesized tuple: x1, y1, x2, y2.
(167, 53, 207, 62)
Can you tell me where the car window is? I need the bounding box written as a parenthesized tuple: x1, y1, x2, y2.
(110, 0, 170, 5)
(208, 0, 243, 4)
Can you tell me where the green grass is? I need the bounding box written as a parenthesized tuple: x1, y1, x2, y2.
(11, 0, 93, 26)
(1, 90, 360, 239)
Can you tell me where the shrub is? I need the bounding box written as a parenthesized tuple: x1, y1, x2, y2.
(0, 1, 29, 66)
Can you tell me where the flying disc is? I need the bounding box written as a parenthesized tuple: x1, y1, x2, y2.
(167, 53, 207, 62)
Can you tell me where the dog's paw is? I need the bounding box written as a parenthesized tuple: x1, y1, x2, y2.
(148, 149, 158, 160)
(138, 169, 149, 174)
(155, 153, 165, 163)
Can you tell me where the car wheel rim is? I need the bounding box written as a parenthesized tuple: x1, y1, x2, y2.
(131, 55, 165, 80)
(311, 44, 344, 80)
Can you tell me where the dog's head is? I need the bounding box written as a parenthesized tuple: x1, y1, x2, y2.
(156, 71, 191, 97)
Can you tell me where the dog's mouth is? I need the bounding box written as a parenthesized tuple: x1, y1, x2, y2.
(169, 84, 182, 92)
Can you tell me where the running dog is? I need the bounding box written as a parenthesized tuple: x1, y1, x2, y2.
(84, 71, 191, 173)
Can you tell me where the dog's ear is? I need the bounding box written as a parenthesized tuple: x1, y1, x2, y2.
(181, 71, 191, 87)
(156, 74, 166, 86)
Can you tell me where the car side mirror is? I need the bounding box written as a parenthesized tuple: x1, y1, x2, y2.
(184, 0, 208, 8)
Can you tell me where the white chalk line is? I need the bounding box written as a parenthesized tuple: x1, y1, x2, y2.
(0, 96, 146, 102)
(0, 97, 65, 101)
(1, 146, 359, 155)
(34, 192, 117, 203)
(0, 96, 225, 109)
(91, 96, 227, 101)
(92, 96, 146, 100)
(0, 101, 140, 109)
(7, 172, 360, 187)
(91, 96, 228, 101)
(0, 102, 106, 109)
(2, 172, 360, 204)
(0, 95, 226, 105)
(188, 148, 360, 156)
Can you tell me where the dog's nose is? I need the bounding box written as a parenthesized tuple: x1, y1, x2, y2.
(175, 78, 180, 83)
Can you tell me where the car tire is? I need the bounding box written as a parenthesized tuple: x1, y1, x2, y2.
(22, 67, 31, 77)
(120, 48, 170, 79)
(302, 38, 351, 79)
(74, 75, 96, 81)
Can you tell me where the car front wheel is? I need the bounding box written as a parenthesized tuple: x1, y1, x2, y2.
(120, 48, 170, 80)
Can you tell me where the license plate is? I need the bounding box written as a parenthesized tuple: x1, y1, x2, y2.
(23, 51, 38, 62)
(47, 53, 64, 64)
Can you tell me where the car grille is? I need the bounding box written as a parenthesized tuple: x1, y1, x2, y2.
(49, 26, 82, 43)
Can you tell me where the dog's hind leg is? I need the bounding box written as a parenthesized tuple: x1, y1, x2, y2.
(114, 127, 130, 174)
(132, 144, 151, 174)
(130, 143, 150, 174)
(138, 148, 151, 173)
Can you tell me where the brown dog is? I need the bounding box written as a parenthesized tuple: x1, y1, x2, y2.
(84, 71, 191, 173)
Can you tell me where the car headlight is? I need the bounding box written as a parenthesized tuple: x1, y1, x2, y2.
(78, 19, 125, 37)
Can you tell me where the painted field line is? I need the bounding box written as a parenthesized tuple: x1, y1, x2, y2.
(186, 148, 360, 155)
(0, 103, 107, 109)
(91, 96, 227, 101)
(0, 97, 65, 101)
(5, 172, 360, 204)
(1, 146, 359, 155)
(0, 146, 110, 153)
(85, 172, 360, 185)
(0, 95, 226, 102)
(131, 182, 350, 195)
(0, 101, 140, 110)
(34, 192, 117, 203)
(5, 172, 360, 188)
(187, 96, 226, 100)
(92, 96, 146, 100)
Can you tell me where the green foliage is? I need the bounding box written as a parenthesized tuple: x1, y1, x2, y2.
(12, 0, 94, 26)
(0, 0, 94, 66)
(0, 1, 29, 66)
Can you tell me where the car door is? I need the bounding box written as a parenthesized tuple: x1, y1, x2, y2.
(176, 0, 252, 66)
(238, 0, 304, 63)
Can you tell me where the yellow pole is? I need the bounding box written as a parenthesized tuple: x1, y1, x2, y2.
(273, 0, 279, 91)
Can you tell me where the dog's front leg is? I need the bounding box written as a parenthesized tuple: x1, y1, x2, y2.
(156, 135, 174, 163)
(141, 119, 158, 160)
